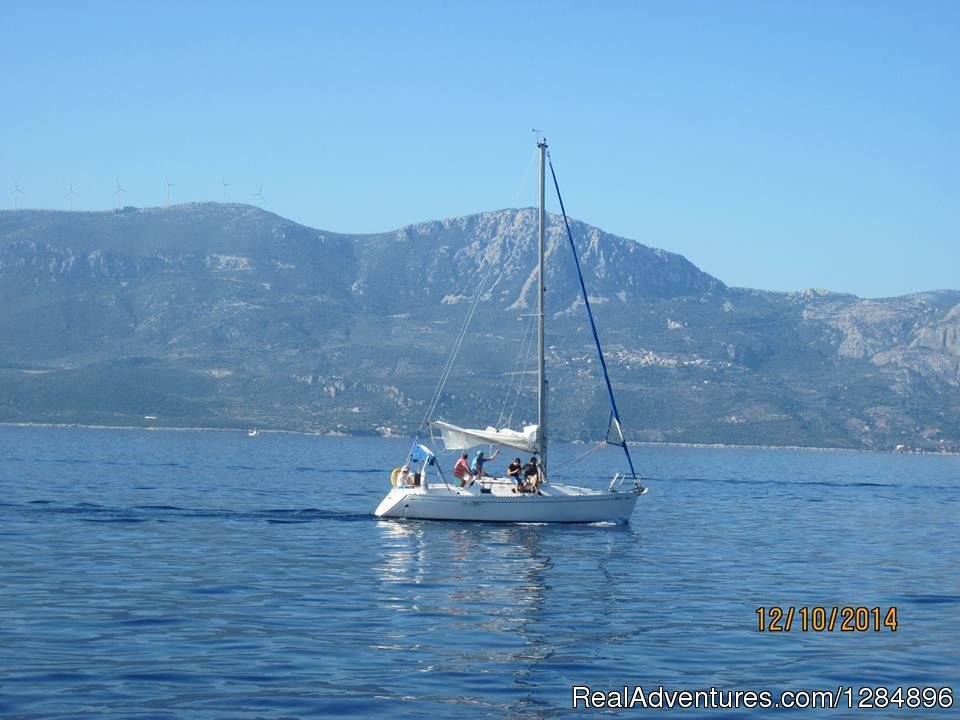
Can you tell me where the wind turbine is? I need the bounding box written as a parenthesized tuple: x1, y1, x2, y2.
(220, 177, 230, 205)
(165, 178, 174, 208)
(252, 184, 264, 209)
(12, 181, 24, 210)
(115, 179, 126, 209)
(67, 182, 78, 211)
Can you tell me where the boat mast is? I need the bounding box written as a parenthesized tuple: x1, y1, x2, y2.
(537, 138, 548, 478)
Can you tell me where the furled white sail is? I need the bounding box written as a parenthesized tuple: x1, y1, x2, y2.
(431, 420, 539, 453)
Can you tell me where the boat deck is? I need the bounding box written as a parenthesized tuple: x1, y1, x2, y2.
(399, 476, 606, 498)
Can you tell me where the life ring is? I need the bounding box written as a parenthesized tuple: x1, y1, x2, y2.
(390, 467, 402, 487)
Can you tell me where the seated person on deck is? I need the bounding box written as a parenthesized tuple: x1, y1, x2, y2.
(520, 456, 539, 492)
(507, 458, 523, 490)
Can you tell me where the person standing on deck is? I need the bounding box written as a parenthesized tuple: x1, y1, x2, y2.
(471, 449, 500, 477)
(453, 453, 475, 487)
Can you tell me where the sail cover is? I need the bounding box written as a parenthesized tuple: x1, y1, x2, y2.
(431, 420, 539, 453)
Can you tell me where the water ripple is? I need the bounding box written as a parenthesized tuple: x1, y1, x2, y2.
(0, 427, 957, 719)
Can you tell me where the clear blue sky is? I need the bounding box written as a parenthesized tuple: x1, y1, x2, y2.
(2, 1, 957, 298)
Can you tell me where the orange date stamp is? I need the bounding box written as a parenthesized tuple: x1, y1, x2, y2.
(756, 606, 899, 632)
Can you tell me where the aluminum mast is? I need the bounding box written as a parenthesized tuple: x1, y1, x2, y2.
(537, 138, 548, 479)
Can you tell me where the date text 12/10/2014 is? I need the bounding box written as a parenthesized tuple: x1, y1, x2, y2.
(756, 606, 898, 632)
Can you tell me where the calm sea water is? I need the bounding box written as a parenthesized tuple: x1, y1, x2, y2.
(0, 425, 957, 719)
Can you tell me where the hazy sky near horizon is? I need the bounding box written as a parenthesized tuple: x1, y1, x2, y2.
(2, 1, 957, 298)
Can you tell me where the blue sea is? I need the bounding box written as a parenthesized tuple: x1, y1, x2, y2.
(0, 425, 957, 719)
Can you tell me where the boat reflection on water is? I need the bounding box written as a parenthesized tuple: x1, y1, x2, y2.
(372, 518, 641, 708)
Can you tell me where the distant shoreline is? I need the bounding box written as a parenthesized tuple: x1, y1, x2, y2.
(2, 421, 956, 456)
(0, 421, 331, 437)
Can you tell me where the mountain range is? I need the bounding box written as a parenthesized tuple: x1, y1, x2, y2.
(1, 203, 958, 452)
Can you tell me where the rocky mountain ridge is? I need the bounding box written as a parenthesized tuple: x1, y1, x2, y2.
(1, 203, 958, 451)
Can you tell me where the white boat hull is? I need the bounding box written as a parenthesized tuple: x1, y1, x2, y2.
(374, 482, 644, 523)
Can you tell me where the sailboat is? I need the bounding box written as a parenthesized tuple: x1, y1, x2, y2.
(374, 139, 647, 523)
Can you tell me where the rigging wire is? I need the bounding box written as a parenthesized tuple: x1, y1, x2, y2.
(549, 440, 607, 475)
(547, 149, 640, 482)
(419, 151, 546, 438)
(494, 311, 537, 429)
(511, 147, 539, 209)
(506, 312, 538, 427)
(417, 268, 493, 434)
(491, 146, 550, 430)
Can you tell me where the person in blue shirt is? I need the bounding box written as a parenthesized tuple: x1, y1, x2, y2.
(471, 448, 500, 477)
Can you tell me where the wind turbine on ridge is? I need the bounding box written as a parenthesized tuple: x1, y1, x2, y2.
(165, 178, 174, 208)
(12, 181, 24, 210)
(252, 184, 264, 209)
(67, 182, 78, 211)
(115, 180, 126, 210)
(220, 177, 230, 205)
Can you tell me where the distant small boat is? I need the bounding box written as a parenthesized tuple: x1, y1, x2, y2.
(248, 429, 259, 438)
(374, 138, 646, 523)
